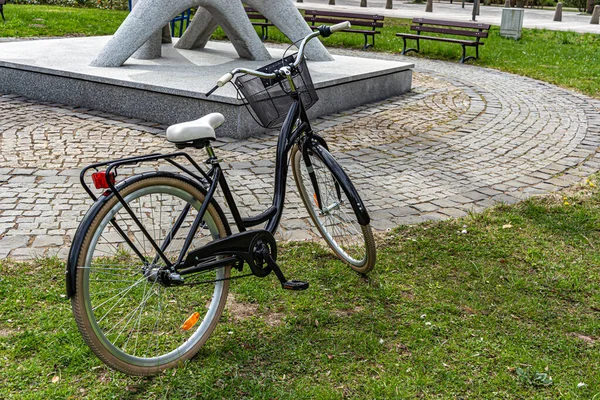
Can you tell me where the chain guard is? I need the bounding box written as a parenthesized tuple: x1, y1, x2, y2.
(183, 229, 277, 278)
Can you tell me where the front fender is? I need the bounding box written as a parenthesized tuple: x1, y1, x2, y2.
(311, 144, 371, 226)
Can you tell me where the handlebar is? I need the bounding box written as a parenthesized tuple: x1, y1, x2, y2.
(206, 22, 351, 96)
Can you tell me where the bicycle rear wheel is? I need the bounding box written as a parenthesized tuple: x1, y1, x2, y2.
(291, 143, 376, 273)
(71, 174, 230, 375)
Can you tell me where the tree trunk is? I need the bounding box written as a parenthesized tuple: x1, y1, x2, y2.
(360, 0, 367, 7)
(386, 0, 393, 8)
(329, 0, 335, 4)
(587, 0, 595, 13)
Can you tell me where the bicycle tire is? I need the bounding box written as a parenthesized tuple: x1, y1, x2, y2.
(291, 143, 376, 273)
(71, 174, 230, 375)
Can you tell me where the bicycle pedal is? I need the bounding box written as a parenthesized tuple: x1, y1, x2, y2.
(282, 280, 309, 291)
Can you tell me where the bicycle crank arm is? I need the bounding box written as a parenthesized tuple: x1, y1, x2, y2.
(262, 249, 309, 291)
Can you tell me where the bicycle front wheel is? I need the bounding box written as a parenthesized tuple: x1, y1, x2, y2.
(291, 143, 376, 273)
(71, 174, 230, 376)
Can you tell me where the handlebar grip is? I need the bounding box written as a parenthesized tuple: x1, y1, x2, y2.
(217, 72, 233, 87)
(330, 21, 351, 33)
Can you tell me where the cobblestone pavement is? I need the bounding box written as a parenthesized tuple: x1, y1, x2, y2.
(1, 50, 599, 260)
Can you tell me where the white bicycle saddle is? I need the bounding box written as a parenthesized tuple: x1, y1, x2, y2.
(166, 113, 225, 143)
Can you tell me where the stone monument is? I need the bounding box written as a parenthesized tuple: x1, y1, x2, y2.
(91, 0, 333, 67)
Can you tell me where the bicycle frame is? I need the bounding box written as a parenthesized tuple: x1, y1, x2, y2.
(67, 48, 370, 298)
(67, 91, 313, 283)
(176, 92, 314, 270)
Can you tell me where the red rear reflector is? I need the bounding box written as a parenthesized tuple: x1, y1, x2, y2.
(91, 171, 116, 190)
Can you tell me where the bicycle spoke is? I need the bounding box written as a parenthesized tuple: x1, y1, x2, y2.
(72, 177, 230, 373)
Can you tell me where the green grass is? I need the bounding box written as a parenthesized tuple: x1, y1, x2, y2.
(0, 4, 127, 37)
(240, 17, 600, 98)
(1, 179, 599, 398)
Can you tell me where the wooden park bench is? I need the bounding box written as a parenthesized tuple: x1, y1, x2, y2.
(396, 18, 490, 63)
(303, 9, 384, 50)
(245, 6, 274, 41)
(0, 0, 7, 22)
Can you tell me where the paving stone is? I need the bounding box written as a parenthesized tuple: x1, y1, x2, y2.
(438, 208, 468, 218)
(32, 236, 64, 247)
(412, 202, 439, 212)
(387, 206, 419, 217)
(491, 194, 521, 204)
(1, 49, 599, 260)
(431, 198, 460, 208)
(0, 235, 30, 258)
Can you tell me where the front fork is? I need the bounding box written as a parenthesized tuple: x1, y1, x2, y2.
(298, 135, 342, 215)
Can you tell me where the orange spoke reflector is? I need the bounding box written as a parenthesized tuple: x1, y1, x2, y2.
(181, 312, 200, 331)
(313, 193, 320, 208)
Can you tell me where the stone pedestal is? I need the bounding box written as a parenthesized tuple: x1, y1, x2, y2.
(500, 8, 524, 39)
(0, 38, 414, 139)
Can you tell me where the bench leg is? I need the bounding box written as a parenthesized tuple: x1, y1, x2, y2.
(401, 37, 419, 55)
(0, 5, 4, 22)
(262, 25, 268, 41)
(362, 34, 373, 50)
(460, 44, 476, 63)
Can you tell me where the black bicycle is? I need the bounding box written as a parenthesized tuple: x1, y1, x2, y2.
(66, 22, 376, 376)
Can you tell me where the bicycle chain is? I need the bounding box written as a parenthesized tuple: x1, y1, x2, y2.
(179, 272, 255, 287)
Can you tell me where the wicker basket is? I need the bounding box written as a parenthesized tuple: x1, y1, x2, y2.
(234, 54, 319, 129)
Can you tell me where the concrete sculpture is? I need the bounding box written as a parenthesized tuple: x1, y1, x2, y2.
(91, 0, 333, 67)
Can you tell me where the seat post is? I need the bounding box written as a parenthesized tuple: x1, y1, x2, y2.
(205, 142, 216, 159)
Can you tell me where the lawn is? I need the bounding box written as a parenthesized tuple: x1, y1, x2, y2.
(0, 179, 599, 398)
(0, 5, 127, 37)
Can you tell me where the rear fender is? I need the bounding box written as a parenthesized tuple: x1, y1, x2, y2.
(65, 171, 230, 298)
